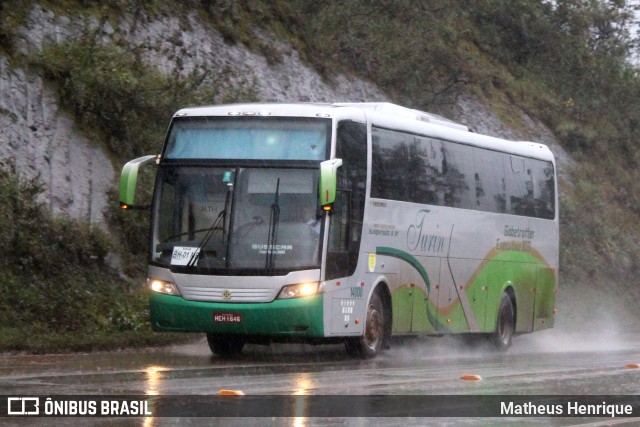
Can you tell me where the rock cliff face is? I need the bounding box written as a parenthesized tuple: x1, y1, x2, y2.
(0, 6, 570, 224)
(0, 55, 114, 223)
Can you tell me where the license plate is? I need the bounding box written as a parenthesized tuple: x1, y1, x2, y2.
(213, 312, 242, 323)
(170, 246, 200, 266)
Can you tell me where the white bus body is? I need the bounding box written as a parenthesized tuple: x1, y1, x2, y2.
(120, 102, 559, 358)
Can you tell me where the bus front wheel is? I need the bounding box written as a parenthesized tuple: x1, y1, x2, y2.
(206, 334, 245, 358)
(345, 292, 385, 358)
(492, 292, 515, 351)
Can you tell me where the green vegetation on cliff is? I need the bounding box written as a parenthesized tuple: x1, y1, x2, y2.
(0, 0, 639, 352)
(0, 2, 259, 352)
(0, 159, 167, 352)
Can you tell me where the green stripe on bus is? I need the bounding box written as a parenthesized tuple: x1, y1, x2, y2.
(376, 247, 431, 292)
(375, 246, 447, 332)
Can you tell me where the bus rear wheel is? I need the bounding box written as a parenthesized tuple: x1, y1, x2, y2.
(345, 292, 385, 358)
(206, 334, 245, 358)
(492, 292, 515, 351)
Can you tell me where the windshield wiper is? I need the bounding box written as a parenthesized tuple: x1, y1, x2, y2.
(186, 183, 232, 268)
(264, 178, 280, 273)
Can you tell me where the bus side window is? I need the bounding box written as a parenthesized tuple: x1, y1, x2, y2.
(507, 155, 536, 217)
(473, 148, 507, 214)
(527, 158, 555, 220)
(440, 141, 474, 209)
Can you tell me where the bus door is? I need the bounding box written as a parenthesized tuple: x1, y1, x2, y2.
(326, 188, 364, 336)
(326, 120, 367, 336)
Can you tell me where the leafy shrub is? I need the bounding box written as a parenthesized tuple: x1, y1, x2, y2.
(0, 160, 148, 335)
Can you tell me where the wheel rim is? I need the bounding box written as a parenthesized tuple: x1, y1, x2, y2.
(364, 303, 382, 350)
(498, 301, 514, 346)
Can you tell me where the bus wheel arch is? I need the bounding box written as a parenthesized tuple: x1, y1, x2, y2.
(492, 287, 516, 351)
(345, 283, 391, 358)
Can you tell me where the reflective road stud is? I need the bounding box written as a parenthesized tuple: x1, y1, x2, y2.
(217, 390, 245, 395)
(460, 374, 483, 381)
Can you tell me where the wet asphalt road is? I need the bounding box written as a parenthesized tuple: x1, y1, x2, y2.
(1, 328, 639, 426)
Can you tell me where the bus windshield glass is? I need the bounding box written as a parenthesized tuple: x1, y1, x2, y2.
(151, 166, 322, 274)
(164, 117, 329, 160)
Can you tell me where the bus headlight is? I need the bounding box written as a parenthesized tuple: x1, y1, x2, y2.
(277, 282, 319, 299)
(148, 278, 181, 296)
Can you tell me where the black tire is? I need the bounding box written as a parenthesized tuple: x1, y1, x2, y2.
(206, 334, 245, 358)
(345, 292, 385, 358)
(492, 292, 515, 351)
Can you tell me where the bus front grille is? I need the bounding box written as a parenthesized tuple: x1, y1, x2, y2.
(180, 286, 277, 303)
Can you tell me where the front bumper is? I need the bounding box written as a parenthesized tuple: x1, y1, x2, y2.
(149, 292, 324, 338)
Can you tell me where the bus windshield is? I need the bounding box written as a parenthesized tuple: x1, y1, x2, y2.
(151, 166, 322, 274)
(164, 117, 329, 161)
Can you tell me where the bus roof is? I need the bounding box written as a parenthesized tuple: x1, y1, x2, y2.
(173, 103, 555, 163)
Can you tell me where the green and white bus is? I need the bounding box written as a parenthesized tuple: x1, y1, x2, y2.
(119, 102, 558, 358)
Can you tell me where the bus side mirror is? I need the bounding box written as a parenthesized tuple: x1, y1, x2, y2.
(319, 158, 342, 211)
(119, 154, 158, 210)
